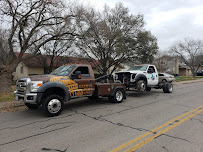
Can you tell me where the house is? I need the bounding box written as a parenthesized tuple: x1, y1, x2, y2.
(153, 55, 192, 76)
(113, 56, 192, 76)
(12, 53, 99, 81)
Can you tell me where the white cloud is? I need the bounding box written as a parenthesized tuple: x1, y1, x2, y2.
(70, 0, 203, 51)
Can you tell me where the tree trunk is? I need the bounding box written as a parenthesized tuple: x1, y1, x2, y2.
(0, 71, 13, 93)
(191, 69, 197, 77)
(0, 60, 18, 93)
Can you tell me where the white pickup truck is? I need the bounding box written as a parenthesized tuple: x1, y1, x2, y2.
(115, 64, 173, 93)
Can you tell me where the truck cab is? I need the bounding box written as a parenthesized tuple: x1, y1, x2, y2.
(127, 64, 159, 87)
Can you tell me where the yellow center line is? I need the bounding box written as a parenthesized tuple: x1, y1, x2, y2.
(125, 108, 203, 152)
(110, 105, 203, 152)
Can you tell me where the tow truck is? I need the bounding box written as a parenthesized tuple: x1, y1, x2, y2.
(14, 64, 126, 116)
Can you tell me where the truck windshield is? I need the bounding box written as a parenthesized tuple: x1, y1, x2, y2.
(50, 65, 75, 76)
(128, 65, 148, 71)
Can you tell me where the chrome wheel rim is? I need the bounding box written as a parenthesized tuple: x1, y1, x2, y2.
(47, 99, 61, 114)
(116, 90, 123, 101)
(140, 82, 145, 91)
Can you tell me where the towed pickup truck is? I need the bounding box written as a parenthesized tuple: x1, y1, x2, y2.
(115, 64, 173, 93)
(14, 64, 126, 116)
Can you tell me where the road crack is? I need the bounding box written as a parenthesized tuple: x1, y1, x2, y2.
(0, 125, 71, 147)
(0, 113, 76, 131)
(41, 147, 68, 152)
(40, 121, 75, 129)
(190, 118, 203, 124)
(69, 109, 151, 132)
(70, 109, 190, 143)
(155, 133, 190, 142)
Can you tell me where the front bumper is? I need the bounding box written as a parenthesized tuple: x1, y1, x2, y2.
(14, 91, 37, 104)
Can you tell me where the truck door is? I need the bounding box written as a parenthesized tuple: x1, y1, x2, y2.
(72, 66, 95, 96)
(147, 66, 158, 86)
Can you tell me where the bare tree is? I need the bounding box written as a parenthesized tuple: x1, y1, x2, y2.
(171, 38, 203, 77)
(75, 3, 145, 75)
(36, 38, 75, 74)
(0, 0, 77, 93)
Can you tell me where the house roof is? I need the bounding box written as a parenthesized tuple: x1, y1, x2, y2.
(155, 55, 175, 61)
(15, 52, 99, 69)
(179, 64, 191, 69)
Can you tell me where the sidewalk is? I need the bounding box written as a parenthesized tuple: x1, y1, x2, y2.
(0, 101, 27, 113)
(173, 78, 203, 85)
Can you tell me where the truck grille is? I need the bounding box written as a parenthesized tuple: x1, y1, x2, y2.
(16, 78, 29, 94)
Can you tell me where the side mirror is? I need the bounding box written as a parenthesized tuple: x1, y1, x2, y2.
(71, 71, 81, 79)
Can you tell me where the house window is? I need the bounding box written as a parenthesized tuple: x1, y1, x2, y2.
(20, 66, 24, 74)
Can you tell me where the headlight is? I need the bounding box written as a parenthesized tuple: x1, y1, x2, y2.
(131, 73, 137, 82)
(30, 81, 43, 92)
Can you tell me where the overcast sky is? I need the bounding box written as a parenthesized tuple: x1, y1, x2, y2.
(75, 0, 203, 51)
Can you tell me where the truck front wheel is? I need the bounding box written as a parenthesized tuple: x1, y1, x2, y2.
(137, 80, 146, 92)
(42, 95, 64, 117)
(109, 89, 124, 103)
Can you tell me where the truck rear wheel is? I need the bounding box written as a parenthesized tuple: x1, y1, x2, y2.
(137, 80, 146, 92)
(42, 95, 64, 117)
(109, 89, 124, 103)
(163, 83, 173, 93)
(25, 103, 39, 109)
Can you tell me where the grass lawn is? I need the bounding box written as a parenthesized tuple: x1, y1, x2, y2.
(175, 76, 203, 82)
(0, 86, 15, 102)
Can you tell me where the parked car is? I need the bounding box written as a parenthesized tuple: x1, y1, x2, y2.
(158, 73, 175, 82)
(197, 70, 203, 76)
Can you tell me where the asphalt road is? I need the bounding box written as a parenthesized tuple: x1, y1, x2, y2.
(0, 81, 203, 152)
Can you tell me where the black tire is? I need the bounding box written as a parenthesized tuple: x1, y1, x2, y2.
(163, 83, 173, 93)
(25, 103, 39, 109)
(42, 95, 64, 117)
(146, 87, 151, 91)
(137, 80, 146, 92)
(108, 89, 124, 103)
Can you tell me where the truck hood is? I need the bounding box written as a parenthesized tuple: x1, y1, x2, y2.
(116, 70, 146, 74)
(27, 75, 69, 83)
(128, 70, 146, 74)
(28, 75, 52, 82)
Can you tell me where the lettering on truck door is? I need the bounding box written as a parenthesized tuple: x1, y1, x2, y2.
(72, 66, 95, 96)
